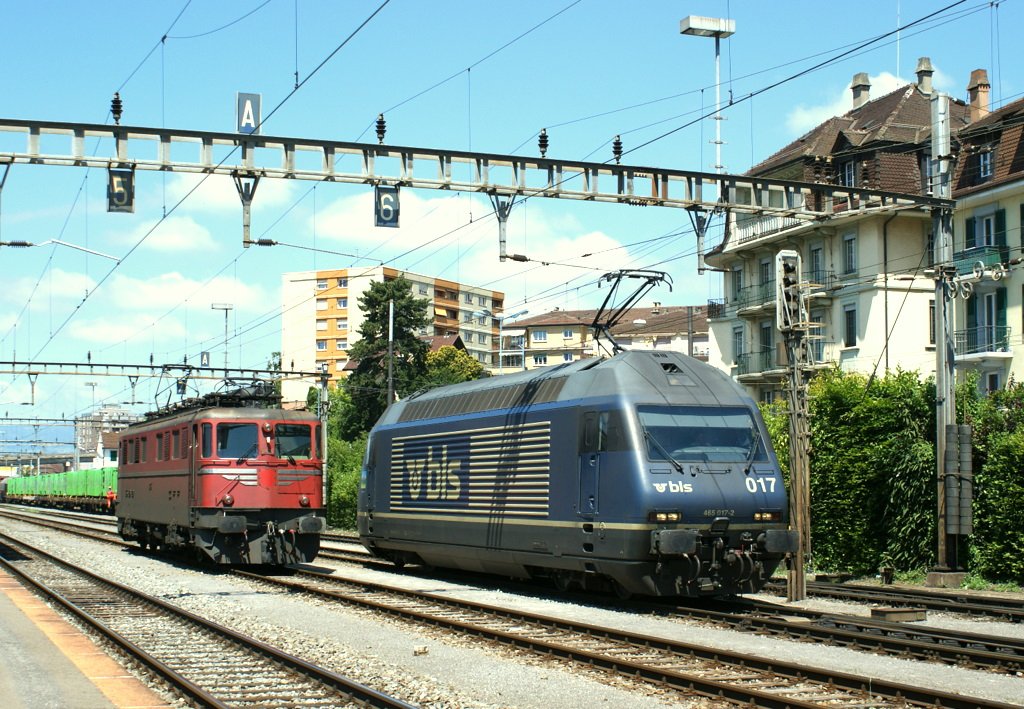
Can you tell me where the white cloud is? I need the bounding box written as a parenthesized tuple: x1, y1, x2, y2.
(163, 173, 296, 213)
(0, 268, 96, 308)
(104, 271, 267, 313)
(785, 72, 909, 137)
(107, 214, 217, 254)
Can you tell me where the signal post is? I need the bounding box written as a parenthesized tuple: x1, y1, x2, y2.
(776, 250, 810, 602)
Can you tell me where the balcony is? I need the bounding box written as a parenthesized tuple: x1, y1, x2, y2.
(736, 280, 775, 316)
(736, 349, 785, 379)
(804, 269, 838, 299)
(733, 214, 804, 245)
(954, 326, 1012, 363)
(707, 298, 726, 319)
(952, 245, 1006, 279)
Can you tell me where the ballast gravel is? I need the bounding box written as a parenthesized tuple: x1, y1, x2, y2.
(3, 517, 1024, 708)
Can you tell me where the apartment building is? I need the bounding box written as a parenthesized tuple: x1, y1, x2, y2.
(511, 305, 708, 370)
(705, 58, 986, 402)
(280, 266, 503, 403)
(949, 78, 1024, 391)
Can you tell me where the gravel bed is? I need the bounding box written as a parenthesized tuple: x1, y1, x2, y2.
(4, 518, 1024, 707)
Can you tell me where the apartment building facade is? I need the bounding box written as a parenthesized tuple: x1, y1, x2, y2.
(705, 59, 990, 402)
(280, 266, 503, 403)
(510, 305, 708, 369)
(949, 80, 1024, 391)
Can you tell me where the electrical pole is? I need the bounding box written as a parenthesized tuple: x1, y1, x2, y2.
(386, 299, 395, 407)
(931, 93, 956, 573)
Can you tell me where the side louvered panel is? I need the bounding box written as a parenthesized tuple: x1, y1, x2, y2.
(388, 421, 551, 517)
(397, 377, 567, 422)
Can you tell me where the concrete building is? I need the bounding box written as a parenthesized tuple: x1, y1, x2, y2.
(704, 59, 989, 402)
(280, 266, 503, 403)
(949, 80, 1024, 392)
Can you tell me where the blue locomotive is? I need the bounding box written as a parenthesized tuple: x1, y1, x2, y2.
(357, 350, 798, 597)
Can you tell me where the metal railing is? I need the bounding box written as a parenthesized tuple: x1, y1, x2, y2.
(952, 245, 1005, 277)
(954, 326, 1011, 356)
(736, 350, 775, 376)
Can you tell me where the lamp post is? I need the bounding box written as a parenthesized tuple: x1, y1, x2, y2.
(680, 15, 735, 175)
(211, 303, 234, 371)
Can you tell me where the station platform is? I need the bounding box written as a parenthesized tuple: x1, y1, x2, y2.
(0, 568, 170, 708)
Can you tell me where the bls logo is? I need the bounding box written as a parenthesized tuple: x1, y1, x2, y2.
(653, 481, 694, 494)
(404, 443, 468, 505)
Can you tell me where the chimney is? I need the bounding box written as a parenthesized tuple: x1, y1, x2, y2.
(851, 72, 871, 109)
(915, 57, 934, 95)
(967, 69, 990, 123)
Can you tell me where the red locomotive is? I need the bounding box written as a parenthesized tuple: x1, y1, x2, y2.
(117, 392, 325, 564)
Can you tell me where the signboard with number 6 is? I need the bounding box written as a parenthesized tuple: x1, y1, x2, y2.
(375, 185, 399, 228)
(107, 168, 134, 213)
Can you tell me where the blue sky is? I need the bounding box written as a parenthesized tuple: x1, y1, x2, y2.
(0, 0, 1019, 427)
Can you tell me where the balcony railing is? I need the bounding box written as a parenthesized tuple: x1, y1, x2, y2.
(736, 279, 775, 310)
(707, 298, 726, 319)
(952, 245, 1006, 277)
(805, 269, 837, 292)
(954, 326, 1011, 356)
(736, 350, 775, 376)
(734, 214, 804, 244)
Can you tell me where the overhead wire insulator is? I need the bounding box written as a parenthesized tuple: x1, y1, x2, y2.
(111, 92, 123, 125)
(538, 128, 548, 158)
(612, 135, 622, 164)
(376, 113, 386, 144)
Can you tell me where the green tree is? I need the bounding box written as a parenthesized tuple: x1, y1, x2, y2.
(343, 276, 430, 434)
(420, 345, 489, 389)
(803, 368, 935, 575)
(325, 432, 367, 529)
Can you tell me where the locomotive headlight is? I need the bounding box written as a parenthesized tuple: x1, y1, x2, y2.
(648, 510, 681, 523)
(754, 510, 781, 522)
(222, 494, 235, 507)
(299, 495, 310, 507)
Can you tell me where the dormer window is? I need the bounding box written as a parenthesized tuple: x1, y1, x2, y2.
(839, 161, 856, 187)
(978, 150, 993, 181)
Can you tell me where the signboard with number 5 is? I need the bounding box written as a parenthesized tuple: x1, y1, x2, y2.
(375, 185, 399, 228)
(107, 168, 134, 213)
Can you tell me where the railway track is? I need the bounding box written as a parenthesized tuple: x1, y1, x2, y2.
(5, 507, 1023, 677)
(765, 580, 1024, 623)
(660, 597, 1024, 673)
(239, 566, 1020, 708)
(0, 531, 413, 709)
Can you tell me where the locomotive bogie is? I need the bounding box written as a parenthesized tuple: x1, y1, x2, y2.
(359, 351, 799, 597)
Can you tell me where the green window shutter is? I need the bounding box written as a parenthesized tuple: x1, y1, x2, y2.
(996, 209, 1007, 261)
(965, 217, 976, 249)
(997, 287, 1007, 329)
(966, 295, 977, 330)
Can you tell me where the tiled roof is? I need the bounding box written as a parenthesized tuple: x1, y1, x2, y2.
(422, 335, 466, 352)
(952, 96, 1024, 197)
(749, 83, 970, 177)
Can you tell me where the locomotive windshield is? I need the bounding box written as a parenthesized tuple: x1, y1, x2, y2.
(638, 405, 767, 463)
(275, 424, 313, 459)
(216, 422, 259, 459)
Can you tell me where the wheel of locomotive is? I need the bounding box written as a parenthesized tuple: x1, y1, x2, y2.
(612, 580, 633, 601)
(551, 571, 572, 592)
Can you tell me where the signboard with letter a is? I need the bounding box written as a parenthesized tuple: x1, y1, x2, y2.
(236, 93, 261, 135)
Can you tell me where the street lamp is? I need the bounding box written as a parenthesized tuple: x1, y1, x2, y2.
(211, 303, 234, 371)
(680, 15, 735, 175)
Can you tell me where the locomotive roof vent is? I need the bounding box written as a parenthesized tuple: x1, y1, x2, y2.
(660, 362, 682, 374)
